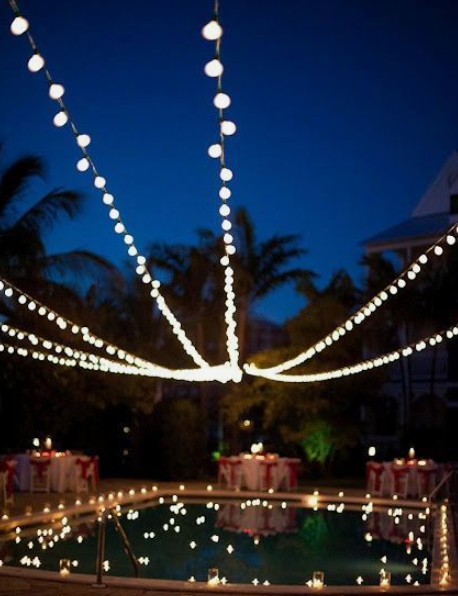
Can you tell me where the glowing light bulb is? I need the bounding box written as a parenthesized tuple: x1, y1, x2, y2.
(49, 83, 65, 100)
(27, 53, 45, 73)
(219, 204, 230, 216)
(76, 134, 91, 148)
(214, 92, 231, 109)
(109, 208, 119, 219)
(221, 120, 236, 135)
(103, 193, 114, 205)
(220, 256, 229, 266)
(220, 168, 233, 181)
(446, 235, 456, 245)
(226, 245, 236, 255)
(202, 20, 223, 41)
(208, 144, 222, 158)
(11, 15, 29, 36)
(434, 245, 443, 256)
(223, 233, 233, 244)
(204, 59, 223, 78)
(219, 187, 231, 200)
(76, 158, 90, 172)
(53, 111, 68, 127)
(222, 220, 232, 231)
(94, 176, 106, 189)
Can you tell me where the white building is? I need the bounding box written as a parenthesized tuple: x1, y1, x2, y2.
(362, 151, 458, 446)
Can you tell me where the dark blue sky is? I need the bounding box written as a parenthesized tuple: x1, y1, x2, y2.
(1, 0, 458, 322)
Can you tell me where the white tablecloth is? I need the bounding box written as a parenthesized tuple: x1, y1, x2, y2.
(238, 456, 288, 491)
(13, 454, 80, 493)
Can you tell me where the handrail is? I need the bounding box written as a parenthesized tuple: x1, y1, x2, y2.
(93, 508, 140, 587)
(428, 470, 454, 503)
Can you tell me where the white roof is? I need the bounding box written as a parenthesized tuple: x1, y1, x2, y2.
(413, 150, 458, 217)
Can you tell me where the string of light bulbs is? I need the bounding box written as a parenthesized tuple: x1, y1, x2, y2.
(248, 222, 458, 375)
(245, 322, 458, 383)
(202, 1, 241, 376)
(7, 0, 209, 369)
(0, 335, 235, 382)
(0, 274, 235, 382)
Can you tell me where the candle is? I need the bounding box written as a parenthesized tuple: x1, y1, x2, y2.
(59, 559, 71, 577)
(312, 571, 324, 589)
(208, 568, 220, 585)
(380, 570, 391, 589)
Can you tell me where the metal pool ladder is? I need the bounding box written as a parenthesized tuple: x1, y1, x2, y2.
(93, 507, 140, 587)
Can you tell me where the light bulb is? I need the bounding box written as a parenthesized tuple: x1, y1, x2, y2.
(222, 220, 232, 231)
(76, 134, 91, 148)
(220, 256, 229, 266)
(226, 245, 236, 255)
(27, 53, 45, 72)
(76, 158, 90, 172)
(202, 20, 223, 41)
(103, 193, 114, 205)
(208, 144, 222, 158)
(11, 15, 29, 36)
(419, 254, 428, 264)
(219, 204, 230, 216)
(109, 208, 119, 219)
(214, 92, 231, 109)
(53, 111, 68, 127)
(114, 222, 125, 234)
(434, 246, 443, 256)
(446, 235, 456, 245)
(204, 59, 223, 78)
(49, 83, 65, 100)
(223, 233, 233, 244)
(94, 176, 106, 189)
(124, 234, 134, 244)
(221, 120, 236, 136)
(219, 187, 231, 200)
(220, 168, 233, 181)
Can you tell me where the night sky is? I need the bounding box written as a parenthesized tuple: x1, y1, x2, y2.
(1, 0, 458, 322)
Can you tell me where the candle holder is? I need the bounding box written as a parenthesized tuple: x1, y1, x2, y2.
(207, 568, 220, 586)
(59, 558, 72, 577)
(312, 571, 324, 589)
(379, 570, 391, 589)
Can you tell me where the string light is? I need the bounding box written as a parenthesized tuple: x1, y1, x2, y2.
(7, 0, 209, 370)
(246, 323, 458, 383)
(250, 222, 458, 375)
(203, 0, 240, 377)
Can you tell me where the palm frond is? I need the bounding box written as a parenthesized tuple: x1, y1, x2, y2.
(0, 154, 44, 226)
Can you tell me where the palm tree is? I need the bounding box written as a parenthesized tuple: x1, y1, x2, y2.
(0, 145, 115, 315)
(232, 207, 315, 361)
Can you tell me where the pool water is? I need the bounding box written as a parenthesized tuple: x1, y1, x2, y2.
(0, 497, 433, 586)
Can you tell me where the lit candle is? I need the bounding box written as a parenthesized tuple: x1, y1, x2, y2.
(59, 558, 71, 576)
(380, 570, 391, 589)
(312, 571, 324, 589)
(207, 568, 220, 586)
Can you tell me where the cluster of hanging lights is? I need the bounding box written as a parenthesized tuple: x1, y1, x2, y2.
(203, 0, 241, 379)
(5, 1, 458, 385)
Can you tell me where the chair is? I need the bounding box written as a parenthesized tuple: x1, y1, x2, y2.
(75, 456, 98, 493)
(30, 457, 51, 493)
(283, 458, 301, 491)
(0, 457, 17, 506)
(390, 463, 410, 498)
(416, 464, 437, 497)
(366, 461, 386, 496)
(217, 457, 242, 490)
(260, 459, 279, 491)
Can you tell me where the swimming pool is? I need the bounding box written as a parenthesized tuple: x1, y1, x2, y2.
(0, 491, 439, 588)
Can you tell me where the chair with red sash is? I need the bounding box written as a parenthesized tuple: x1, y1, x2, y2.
(366, 461, 385, 496)
(260, 458, 279, 492)
(74, 456, 98, 493)
(416, 463, 437, 497)
(218, 456, 242, 490)
(30, 457, 51, 492)
(390, 462, 410, 498)
(0, 457, 17, 506)
(283, 458, 301, 491)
